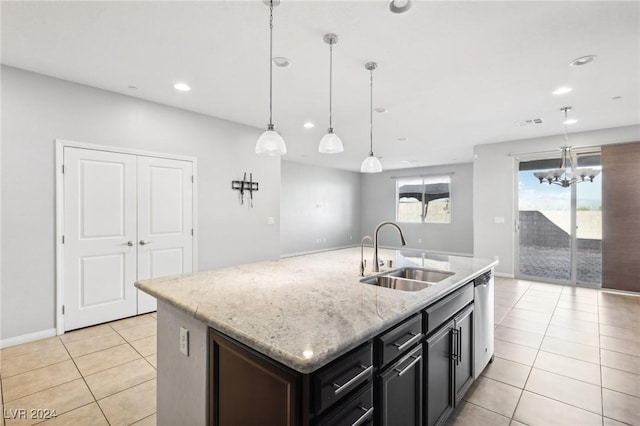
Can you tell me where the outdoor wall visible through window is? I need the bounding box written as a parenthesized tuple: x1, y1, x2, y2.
(396, 176, 451, 223)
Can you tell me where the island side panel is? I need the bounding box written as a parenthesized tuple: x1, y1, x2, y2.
(157, 300, 208, 426)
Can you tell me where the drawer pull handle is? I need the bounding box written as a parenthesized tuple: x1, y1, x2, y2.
(394, 355, 422, 377)
(351, 406, 374, 426)
(392, 332, 422, 352)
(332, 365, 372, 396)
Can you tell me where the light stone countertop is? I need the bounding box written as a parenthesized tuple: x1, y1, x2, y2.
(135, 247, 497, 373)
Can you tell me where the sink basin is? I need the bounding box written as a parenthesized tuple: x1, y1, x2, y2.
(385, 267, 454, 283)
(360, 267, 454, 292)
(360, 275, 433, 291)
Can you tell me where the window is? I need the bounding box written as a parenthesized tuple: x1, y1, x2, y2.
(396, 175, 451, 223)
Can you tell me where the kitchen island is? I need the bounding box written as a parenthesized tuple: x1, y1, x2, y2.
(136, 247, 497, 426)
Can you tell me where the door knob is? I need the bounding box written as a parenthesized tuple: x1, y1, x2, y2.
(124, 241, 134, 246)
(139, 240, 153, 245)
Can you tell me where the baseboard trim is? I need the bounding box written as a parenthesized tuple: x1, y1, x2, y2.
(280, 245, 359, 258)
(0, 328, 57, 349)
(494, 272, 515, 278)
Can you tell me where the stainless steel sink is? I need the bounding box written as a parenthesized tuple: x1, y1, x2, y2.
(360, 267, 454, 292)
(385, 267, 454, 283)
(360, 275, 433, 291)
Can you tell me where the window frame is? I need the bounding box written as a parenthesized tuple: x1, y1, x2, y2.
(395, 175, 452, 224)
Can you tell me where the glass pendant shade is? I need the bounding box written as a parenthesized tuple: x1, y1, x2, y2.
(318, 130, 344, 153)
(360, 154, 383, 173)
(255, 126, 287, 156)
(256, 0, 286, 157)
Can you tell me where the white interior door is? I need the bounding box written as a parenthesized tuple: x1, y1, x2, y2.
(136, 156, 193, 314)
(63, 148, 138, 330)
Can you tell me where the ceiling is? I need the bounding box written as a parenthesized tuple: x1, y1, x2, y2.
(2, 1, 639, 171)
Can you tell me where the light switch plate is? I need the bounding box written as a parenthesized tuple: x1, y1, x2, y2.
(180, 326, 189, 356)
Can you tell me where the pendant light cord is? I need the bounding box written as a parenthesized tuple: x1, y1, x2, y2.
(268, 0, 274, 127)
(329, 42, 333, 130)
(369, 69, 374, 156)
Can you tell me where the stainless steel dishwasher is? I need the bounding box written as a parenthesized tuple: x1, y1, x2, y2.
(473, 270, 494, 378)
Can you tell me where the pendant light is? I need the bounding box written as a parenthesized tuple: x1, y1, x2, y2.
(255, 0, 287, 156)
(361, 62, 383, 173)
(318, 33, 344, 154)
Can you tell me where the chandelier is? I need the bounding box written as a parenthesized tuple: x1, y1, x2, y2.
(533, 107, 600, 187)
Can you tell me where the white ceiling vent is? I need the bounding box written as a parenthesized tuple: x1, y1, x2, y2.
(519, 118, 543, 126)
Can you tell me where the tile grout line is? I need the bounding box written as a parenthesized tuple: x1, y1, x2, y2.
(0, 359, 78, 404)
(59, 335, 112, 426)
(489, 280, 532, 423)
(509, 284, 563, 424)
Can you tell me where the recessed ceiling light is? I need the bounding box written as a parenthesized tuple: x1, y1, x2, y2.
(563, 118, 578, 125)
(303, 122, 315, 129)
(173, 83, 191, 92)
(389, 0, 413, 14)
(570, 55, 597, 67)
(273, 57, 291, 68)
(552, 86, 572, 95)
(397, 137, 408, 142)
(374, 107, 388, 113)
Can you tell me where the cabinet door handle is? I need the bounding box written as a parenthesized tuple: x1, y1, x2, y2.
(457, 327, 463, 364)
(139, 240, 153, 245)
(450, 328, 459, 362)
(332, 365, 372, 396)
(394, 355, 422, 377)
(351, 406, 374, 426)
(392, 332, 422, 352)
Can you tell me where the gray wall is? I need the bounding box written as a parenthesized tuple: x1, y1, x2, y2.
(473, 125, 640, 276)
(1, 66, 281, 340)
(360, 163, 474, 255)
(280, 161, 360, 255)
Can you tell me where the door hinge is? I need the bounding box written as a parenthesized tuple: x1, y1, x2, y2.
(62, 305, 65, 315)
(191, 176, 194, 183)
(191, 229, 194, 236)
(62, 235, 65, 244)
(62, 164, 65, 174)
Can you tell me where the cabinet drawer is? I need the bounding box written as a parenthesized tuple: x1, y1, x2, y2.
(312, 342, 373, 415)
(424, 283, 473, 335)
(315, 385, 373, 426)
(376, 314, 422, 368)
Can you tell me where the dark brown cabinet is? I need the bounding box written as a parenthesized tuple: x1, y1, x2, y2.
(376, 344, 423, 426)
(207, 278, 485, 426)
(425, 320, 454, 426)
(209, 330, 300, 426)
(424, 304, 474, 426)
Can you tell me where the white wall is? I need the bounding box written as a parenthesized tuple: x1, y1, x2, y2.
(1, 66, 281, 340)
(473, 125, 640, 276)
(360, 163, 474, 255)
(280, 161, 360, 256)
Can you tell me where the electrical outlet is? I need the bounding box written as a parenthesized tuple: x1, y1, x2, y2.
(180, 326, 189, 356)
(267, 217, 275, 225)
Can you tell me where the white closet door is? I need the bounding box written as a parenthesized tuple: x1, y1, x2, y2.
(63, 148, 138, 330)
(137, 156, 193, 314)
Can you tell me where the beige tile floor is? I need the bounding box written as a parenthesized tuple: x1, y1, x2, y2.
(0, 313, 157, 426)
(448, 278, 640, 426)
(1, 279, 638, 426)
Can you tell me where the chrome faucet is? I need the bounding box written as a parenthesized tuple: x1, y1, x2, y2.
(373, 221, 407, 272)
(360, 235, 373, 276)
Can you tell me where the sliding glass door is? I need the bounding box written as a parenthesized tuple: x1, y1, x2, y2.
(517, 152, 602, 286)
